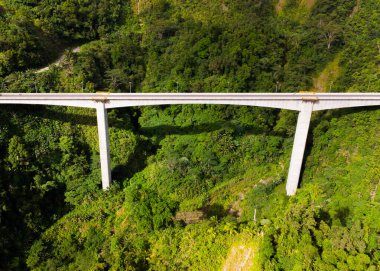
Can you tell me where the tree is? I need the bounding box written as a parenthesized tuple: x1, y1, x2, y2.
(105, 68, 128, 91)
(7, 135, 29, 170)
(318, 19, 342, 50)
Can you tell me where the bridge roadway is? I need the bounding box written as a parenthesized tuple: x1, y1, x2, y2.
(1, 92, 380, 195)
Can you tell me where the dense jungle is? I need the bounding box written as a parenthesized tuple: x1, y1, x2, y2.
(0, 0, 379, 270)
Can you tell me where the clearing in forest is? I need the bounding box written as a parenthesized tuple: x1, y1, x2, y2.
(313, 54, 341, 92)
(222, 239, 260, 271)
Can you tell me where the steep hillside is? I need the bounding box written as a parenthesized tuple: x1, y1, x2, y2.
(0, 0, 379, 270)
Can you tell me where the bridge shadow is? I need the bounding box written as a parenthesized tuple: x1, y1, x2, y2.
(6, 106, 137, 130)
(0, 105, 98, 126)
(315, 105, 380, 120)
(139, 121, 273, 137)
(11, 105, 278, 137)
(112, 138, 155, 184)
(42, 108, 97, 126)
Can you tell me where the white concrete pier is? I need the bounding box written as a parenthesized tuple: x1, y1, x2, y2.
(95, 102, 111, 190)
(286, 102, 314, 195)
(1, 92, 380, 195)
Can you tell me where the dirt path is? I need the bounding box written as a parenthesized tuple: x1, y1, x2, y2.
(350, 0, 361, 17)
(35, 46, 80, 73)
(300, 0, 316, 11)
(275, 0, 286, 14)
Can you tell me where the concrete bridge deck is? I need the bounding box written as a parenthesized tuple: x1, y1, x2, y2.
(1, 92, 380, 195)
(2, 92, 380, 110)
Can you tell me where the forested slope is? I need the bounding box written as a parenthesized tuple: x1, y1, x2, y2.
(0, 0, 379, 270)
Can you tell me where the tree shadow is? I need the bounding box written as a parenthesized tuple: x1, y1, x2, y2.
(335, 207, 350, 226)
(111, 137, 156, 184)
(202, 203, 228, 219)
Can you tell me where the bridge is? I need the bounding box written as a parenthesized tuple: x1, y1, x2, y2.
(1, 92, 380, 195)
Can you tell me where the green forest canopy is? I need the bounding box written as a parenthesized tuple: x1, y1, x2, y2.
(0, 0, 379, 270)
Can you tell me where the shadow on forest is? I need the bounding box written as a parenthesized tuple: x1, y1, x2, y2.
(202, 203, 229, 218)
(0, 105, 98, 126)
(335, 207, 350, 226)
(36, 107, 97, 126)
(140, 121, 274, 137)
(111, 138, 155, 184)
(313, 105, 380, 124)
(12, 105, 280, 137)
(5, 104, 380, 131)
(35, 105, 380, 140)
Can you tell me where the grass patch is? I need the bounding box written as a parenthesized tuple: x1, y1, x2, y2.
(313, 53, 341, 92)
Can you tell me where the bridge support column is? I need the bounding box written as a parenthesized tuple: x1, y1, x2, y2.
(286, 102, 314, 196)
(96, 103, 111, 190)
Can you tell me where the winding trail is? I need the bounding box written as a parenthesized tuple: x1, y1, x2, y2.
(35, 47, 80, 73)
